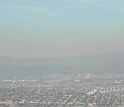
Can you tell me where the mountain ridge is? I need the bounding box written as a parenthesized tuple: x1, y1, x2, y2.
(0, 52, 124, 77)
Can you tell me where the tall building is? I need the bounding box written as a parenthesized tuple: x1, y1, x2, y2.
(86, 73, 91, 78)
(39, 78, 42, 83)
(14, 76, 18, 83)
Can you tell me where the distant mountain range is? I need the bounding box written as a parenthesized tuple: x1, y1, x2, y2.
(0, 52, 124, 78)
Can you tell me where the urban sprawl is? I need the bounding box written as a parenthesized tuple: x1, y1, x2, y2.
(0, 73, 124, 107)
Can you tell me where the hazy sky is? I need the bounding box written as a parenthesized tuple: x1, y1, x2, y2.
(0, 0, 124, 58)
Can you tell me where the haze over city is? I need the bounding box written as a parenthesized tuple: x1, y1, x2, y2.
(1, 1, 124, 107)
(0, 0, 124, 58)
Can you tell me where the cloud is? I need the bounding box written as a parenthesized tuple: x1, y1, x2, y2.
(64, 0, 124, 12)
(107, 7, 124, 12)
(74, 0, 100, 2)
(64, 0, 106, 3)
(1, 4, 60, 16)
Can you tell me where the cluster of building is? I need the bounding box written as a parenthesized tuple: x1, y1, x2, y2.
(0, 74, 124, 107)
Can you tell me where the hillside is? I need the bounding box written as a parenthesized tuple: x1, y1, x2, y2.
(0, 52, 124, 77)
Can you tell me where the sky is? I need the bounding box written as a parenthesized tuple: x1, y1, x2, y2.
(0, 0, 124, 58)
